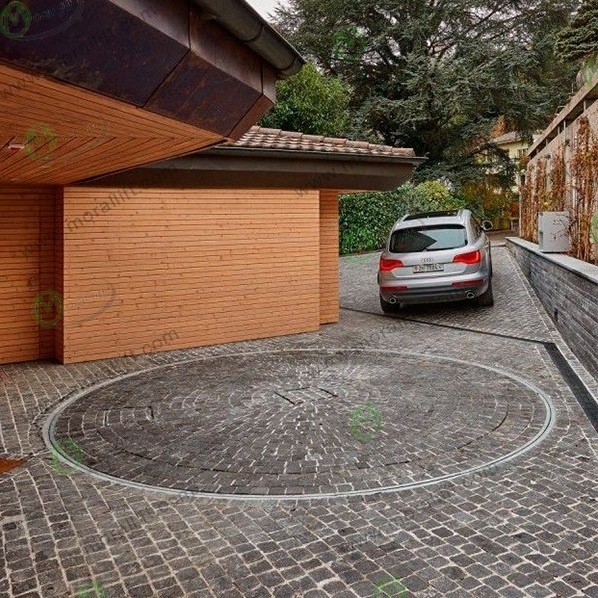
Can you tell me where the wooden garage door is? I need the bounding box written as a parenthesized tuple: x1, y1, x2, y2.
(0, 188, 56, 364)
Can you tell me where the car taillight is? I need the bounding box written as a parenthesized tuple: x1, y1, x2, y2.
(379, 258, 404, 271)
(453, 250, 482, 265)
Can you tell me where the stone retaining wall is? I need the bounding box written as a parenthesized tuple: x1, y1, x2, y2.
(507, 238, 598, 380)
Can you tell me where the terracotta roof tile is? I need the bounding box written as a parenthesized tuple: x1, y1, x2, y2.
(491, 131, 522, 144)
(228, 126, 416, 158)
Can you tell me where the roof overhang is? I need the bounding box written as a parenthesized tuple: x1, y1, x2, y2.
(0, 0, 304, 185)
(80, 146, 426, 191)
(192, 0, 304, 79)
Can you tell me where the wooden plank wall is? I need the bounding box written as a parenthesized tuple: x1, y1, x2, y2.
(319, 191, 340, 324)
(60, 187, 322, 363)
(0, 187, 57, 364)
(53, 189, 64, 361)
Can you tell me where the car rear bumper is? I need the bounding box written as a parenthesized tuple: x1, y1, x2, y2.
(379, 276, 490, 304)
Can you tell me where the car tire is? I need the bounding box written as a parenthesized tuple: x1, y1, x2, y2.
(380, 295, 401, 314)
(475, 280, 494, 307)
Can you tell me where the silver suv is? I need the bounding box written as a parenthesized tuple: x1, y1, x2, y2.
(378, 209, 493, 312)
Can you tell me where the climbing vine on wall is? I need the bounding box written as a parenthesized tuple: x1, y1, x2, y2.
(549, 147, 566, 212)
(570, 117, 598, 263)
(520, 162, 535, 241)
(521, 159, 547, 242)
(519, 164, 536, 241)
(523, 116, 598, 264)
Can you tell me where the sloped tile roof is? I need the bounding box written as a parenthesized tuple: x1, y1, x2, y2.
(228, 126, 417, 158)
(491, 131, 522, 144)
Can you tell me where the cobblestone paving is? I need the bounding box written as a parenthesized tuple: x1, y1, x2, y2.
(48, 350, 552, 497)
(1, 247, 597, 597)
(340, 246, 553, 342)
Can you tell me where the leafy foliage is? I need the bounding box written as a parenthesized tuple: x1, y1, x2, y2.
(260, 63, 352, 137)
(274, 0, 579, 186)
(556, 0, 598, 62)
(340, 181, 468, 254)
(339, 192, 399, 254)
(459, 181, 517, 221)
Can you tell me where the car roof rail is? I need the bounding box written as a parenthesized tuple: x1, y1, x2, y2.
(403, 210, 461, 221)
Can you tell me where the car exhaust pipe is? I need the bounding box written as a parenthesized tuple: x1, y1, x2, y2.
(466, 292, 476, 299)
(389, 296, 398, 304)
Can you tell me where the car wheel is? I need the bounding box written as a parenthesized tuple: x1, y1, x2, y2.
(475, 280, 494, 307)
(380, 295, 401, 314)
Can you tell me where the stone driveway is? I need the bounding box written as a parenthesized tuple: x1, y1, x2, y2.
(1, 244, 597, 597)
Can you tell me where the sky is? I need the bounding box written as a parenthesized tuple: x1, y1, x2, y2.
(246, 0, 287, 19)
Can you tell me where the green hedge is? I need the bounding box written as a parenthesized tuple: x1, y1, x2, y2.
(340, 181, 468, 254)
(339, 192, 401, 255)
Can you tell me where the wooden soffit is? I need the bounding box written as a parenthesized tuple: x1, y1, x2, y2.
(0, 0, 283, 184)
(0, 64, 224, 186)
(0, 0, 278, 135)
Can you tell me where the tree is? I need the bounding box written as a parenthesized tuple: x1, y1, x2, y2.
(557, 0, 598, 62)
(260, 63, 352, 137)
(273, 0, 579, 187)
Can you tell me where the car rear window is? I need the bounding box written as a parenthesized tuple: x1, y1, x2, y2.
(389, 225, 468, 253)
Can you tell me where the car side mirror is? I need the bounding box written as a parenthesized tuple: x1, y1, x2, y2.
(481, 220, 493, 231)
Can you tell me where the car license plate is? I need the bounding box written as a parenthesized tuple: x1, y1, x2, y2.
(413, 264, 444, 273)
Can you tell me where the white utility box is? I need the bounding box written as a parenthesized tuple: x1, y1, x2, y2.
(538, 211, 570, 253)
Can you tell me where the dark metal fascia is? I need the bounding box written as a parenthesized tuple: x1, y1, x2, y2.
(202, 146, 427, 166)
(192, 0, 305, 78)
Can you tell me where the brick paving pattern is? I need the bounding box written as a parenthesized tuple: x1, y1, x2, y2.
(1, 246, 597, 597)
